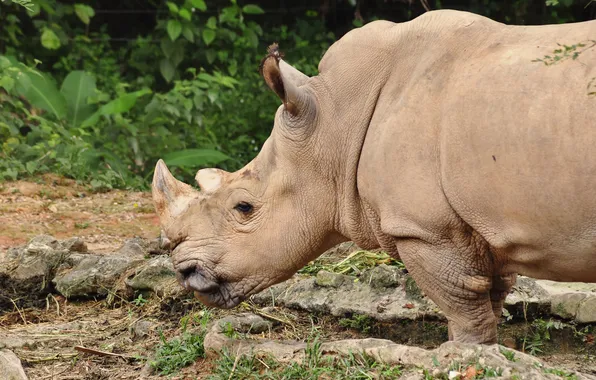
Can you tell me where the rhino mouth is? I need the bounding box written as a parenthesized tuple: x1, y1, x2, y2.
(190, 286, 245, 309)
(176, 263, 246, 309)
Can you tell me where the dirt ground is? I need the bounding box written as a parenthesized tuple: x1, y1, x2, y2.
(0, 175, 160, 253)
(1, 177, 595, 379)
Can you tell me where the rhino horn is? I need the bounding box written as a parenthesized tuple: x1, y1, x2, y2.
(152, 159, 199, 226)
(259, 43, 312, 117)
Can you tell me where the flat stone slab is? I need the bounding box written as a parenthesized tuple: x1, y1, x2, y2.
(252, 265, 596, 324)
(537, 280, 596, 323)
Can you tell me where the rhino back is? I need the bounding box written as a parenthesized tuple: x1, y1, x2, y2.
(353, 11, 596, 282)
(441, 22, 596, 282)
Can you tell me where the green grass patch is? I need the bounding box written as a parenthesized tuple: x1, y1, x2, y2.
(339, 314, 374, 334)
(299, 250, 405, 276)
(150, 331, 205, 375)
(150, 310, 212, 375)
(209, 335, 402, 379)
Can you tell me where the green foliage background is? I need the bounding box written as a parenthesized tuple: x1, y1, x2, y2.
(0, 0, 593, 190)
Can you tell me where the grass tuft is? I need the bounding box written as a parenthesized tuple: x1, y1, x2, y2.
(150, 331, 206, 375)
(208, 334, 402, 379)
(299, 250, 405, 276)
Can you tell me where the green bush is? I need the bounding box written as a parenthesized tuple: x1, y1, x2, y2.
(0, 0, 332, 189)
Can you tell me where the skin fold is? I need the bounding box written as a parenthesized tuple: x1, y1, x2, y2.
(152, 10, 596, 344)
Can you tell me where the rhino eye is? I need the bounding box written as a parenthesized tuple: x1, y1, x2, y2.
(234, 202, 253, 214)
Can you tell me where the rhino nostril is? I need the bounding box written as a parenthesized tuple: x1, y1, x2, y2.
(181, 267, 219, 293)
(179, 265, 196, 279)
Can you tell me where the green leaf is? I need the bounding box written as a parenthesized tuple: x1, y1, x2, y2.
(170, 44, 185, 67)
(80, 89, 151, 128)
(190, 0, 207, 11)
(0, 76, 15, 92)
(16, 70, 67, 120)
(227, 59, 237, 76)
(202, 29, 216, 45)
(206, 16, 217, 29)
(0, 56, 12, 70)
(166, 1, 179, 13)
(244, 28, 258, 48)
(205, 50, 216, 64)
(26, 161, 38, 174)
(164, 149, 230, 168)
(41, 28, 61, 50)
(74, 4, 95, 25)
(242, 4, 264, 14)
(160, 59, 176, 82)
(161, 38, 175, 58)
(60, 71, 97, 128)
(179, 8, 191, 21)
(28, 2, 41, 17)
(167, 19, 182, 41)
(36, 0, 55, 15)
(182, 25, 194, 42)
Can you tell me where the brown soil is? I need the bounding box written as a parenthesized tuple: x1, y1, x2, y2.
(0, 175, 160, 253)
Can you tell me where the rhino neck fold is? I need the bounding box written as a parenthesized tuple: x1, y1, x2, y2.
(321, 76, 390, 253)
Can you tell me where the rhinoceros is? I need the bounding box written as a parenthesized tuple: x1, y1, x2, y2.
(152, 9, 596, 344)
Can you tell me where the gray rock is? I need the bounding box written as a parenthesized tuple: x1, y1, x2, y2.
(537, 280, 596, 323)
(576, 295, 596, 323)
(60, 237, 87, 253)
(0, 350, 28, 380)
(132, 319, 155, 339)
(363, 264, 403, 289)
(27, 235, 60, 250)
(53, 252, 144, 298)
(251, 274, 441, 322)
(551, 293, 587, 320)
(0, 235, 70, 307)
(404, 276, 424, 300)
(116, 238, 146, 257)
(118, 236, 168, 256)
(2, 235, 68, 282)
(504, 276, 551, 319)
(1, 235, 180, 305)
(125, 255, 180, 298)
(215, 313, 272, 334)
(315, 271, 348, 288)
(253, 270, 596, 324)
(0, 334, 36, 350)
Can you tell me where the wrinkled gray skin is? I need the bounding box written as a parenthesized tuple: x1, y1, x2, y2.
(152, 10, 596, 344)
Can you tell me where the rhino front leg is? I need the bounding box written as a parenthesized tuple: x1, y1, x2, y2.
(395, 237, 498, 344)
(490, 273, 517, 319)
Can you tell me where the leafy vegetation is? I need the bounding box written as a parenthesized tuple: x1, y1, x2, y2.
(522, 318, 566, 355)
(151, 309, 212, 375)
(499, 347, 517, 362)
(0, 0, 592, 189)
(339, 313, 375, 333)
(0, 0, 332, 189)
(299, 249, 405, 276)
(151, 331, 205, 375)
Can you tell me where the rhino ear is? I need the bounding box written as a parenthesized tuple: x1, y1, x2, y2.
(259, 43, 311, 117)
(195, 168, 226, 193)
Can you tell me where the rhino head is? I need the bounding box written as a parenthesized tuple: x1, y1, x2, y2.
(152, 44, 353, 309)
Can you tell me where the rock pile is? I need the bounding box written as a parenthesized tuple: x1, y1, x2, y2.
(2, 235, 596, 324)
